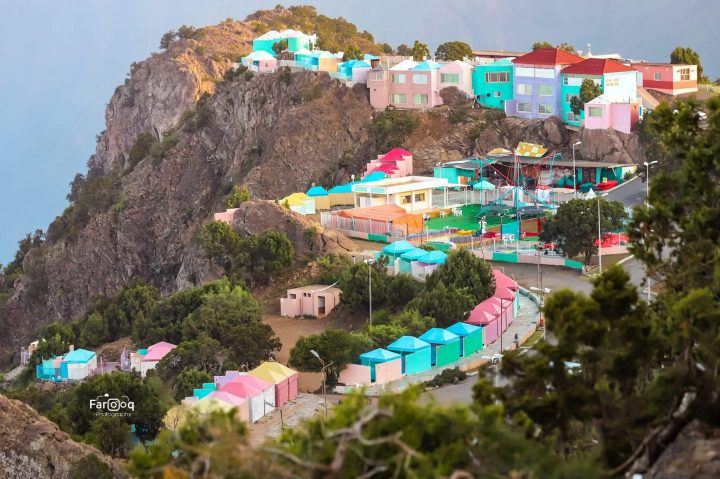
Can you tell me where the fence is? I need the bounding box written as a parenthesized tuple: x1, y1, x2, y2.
(277, 60, 318, 71)
(320, 211, 408, 239)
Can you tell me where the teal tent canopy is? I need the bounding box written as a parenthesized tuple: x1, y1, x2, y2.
(400, 248, 427, 260)
(306, 186, 329, 197)
(446, 322, 481, 337)
(418, 250, 448, 265)
(419, 328, 459, 345)
(363, 54, 380, 61)
(328, 182, 357, 194)
(340, 59, 370, 69)
(359, 348, 401, 362)
(361, 171, 387, 182)
(62, 348, 96, 363)
(382, 240, 415, 255)
(473, 180, 496, 190)
(411, 60, 442, 70)
(387, 336, 430, 353)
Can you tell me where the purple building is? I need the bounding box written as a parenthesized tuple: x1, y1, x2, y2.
(505, 48, 584, 120)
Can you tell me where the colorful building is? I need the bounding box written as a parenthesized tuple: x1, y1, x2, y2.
(249, 362, 298, 407)
(358, 348, 402, 382)
(351, 176, 449, 212)
(364, 148, 414, 179)
(505, 48, 584, 120)
(446, 322, 483, 357)
(472, 58, 514, 110)
(252, 29, 317, 56)
(280, 192, 315, 215)
(472, 49, 526, 64)
(138, 341, 177, 377)
(387, 336, 432, 375)
(337, 59, 371, 82)
(583, 95, 641, 134)
(632, 63, 698, 95)
(36, 348, 97, 382)
(241, 50, 278, 73)
(418, 328, 461, 367)
(560, 58, 639, 127)
(280, 285, 342, 318)
(438, 60, 474, 97)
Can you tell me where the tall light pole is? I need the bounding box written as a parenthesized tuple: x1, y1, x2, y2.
(597, 196, 603, 274)
(310, 349, 331, 420)
(364, 259, 374, 327)
(572, 141, 582, 199)
(530, 286, 551, 340)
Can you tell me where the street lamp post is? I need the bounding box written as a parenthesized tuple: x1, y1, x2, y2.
(310, 350, 332, 420)
(597, 196, 603, 274)
(530, 286, 551, 340)
(572, 141, 582, 199)
(642, 161, 658, 301)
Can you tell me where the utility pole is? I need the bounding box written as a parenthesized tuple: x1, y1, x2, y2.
(365, 259, 374, 327)
(572, 141, 582, 199)
(643, 160, 658, 302)
(597, 196, 602, 274)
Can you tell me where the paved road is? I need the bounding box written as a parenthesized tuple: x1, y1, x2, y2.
(605, 176, 646, 207)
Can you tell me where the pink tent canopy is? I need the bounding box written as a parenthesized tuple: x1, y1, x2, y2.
(381, 148, 412, 161)
(232, 374, 273, 392)
(495, 287, 516, 301)
(493, 270, 517, 291)
(220, 381, 263, 399)
(467, 307, 497, 325)
(142, 342, 177, 361)
(205, 390, 248, 407)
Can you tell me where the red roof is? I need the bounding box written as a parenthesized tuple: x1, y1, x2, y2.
(371, 164, 398, 174)
(381, 148, 413, 161)
(512, 48, 584, 66)
(561, 58, 636, 75)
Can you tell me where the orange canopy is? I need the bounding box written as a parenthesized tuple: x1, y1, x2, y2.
(337, 205, 423, 234)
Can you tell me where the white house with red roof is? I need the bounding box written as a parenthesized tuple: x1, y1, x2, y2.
(504, 48, 584, 120)
(124, 341, 177, 377)
(560, 58, 640, 129)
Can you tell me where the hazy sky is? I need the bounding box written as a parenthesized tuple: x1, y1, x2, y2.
(1, 0, 717, 263)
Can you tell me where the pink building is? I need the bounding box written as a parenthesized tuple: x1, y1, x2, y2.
(368, 59, 473, 111)
(584, 95, 640, 134)
(280, 285, 341, 318)
(242, 50, 278, 73)
(632, 63, 698, 95)
(364, 148, 413, 178)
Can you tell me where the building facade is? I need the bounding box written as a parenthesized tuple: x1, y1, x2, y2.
(632, 63, 698, 95)
(505, 48, 584, 120)
(472, 58, 514, 110)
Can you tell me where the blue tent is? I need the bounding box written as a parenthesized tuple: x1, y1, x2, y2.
(400, 248, 427, 260)
(338, 59, 371, 77)
(306, 186, 328, 197)
(447, 322, 483, 357)
(361, 171, 387, 182)
(419, 328, 459, 345)
(446, 322, 481, 337)
(387, 336, 430, 353)
(411, 60, 442, 71)
(382, 240, 415, 255)
(418, 250, 448, 265)
(328, 182, 357, 194)
(363, 54, 380, 61)
(63, 348, 96, 363)
(359, 348, 401, 363)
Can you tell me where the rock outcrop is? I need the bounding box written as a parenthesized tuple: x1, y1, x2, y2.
(578, 126, 641, 165)
(0, 394, 124, 478)
(646, 420, 720, 478)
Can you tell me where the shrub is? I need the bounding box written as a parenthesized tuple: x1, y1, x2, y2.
(126, 132, 156, 172)
(301, 84, 324, 103)
(181, 94, 213, 132)
(448, 109, 470, 124)
(243, 70, 254, 81)
(370, 111, 419, 151)
(223, 185, 251, 208)
(424, 367, 467, 388)
(149, 132, 178, 164)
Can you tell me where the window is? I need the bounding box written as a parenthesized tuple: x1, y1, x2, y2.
(517, 84, 532, 95)
(414, 192, 425, 202)
(605, 77, 619, 87)
(538, 104, 553, 114)
(413, 93, 429, 105)
(440, 73, 459, 83)
(563, 77, 569, 85)
(412, 74, 428, 84)
(589, 107, 603, 118)
(370, 71, 384, 81)
(391, 93, 406, 104)
(679, 68, 691, 81)
(401, 194, 412, 204)
(391, 73, 406, 84)
(493, 91, 502, 97)
(538, 84, 553, 96)
(485, 72, 509, 83)
(517, 102, 532, 113)
(565, 93, 578, 103)
(566, 112, 580, 122)
(653, 72, 662, 81)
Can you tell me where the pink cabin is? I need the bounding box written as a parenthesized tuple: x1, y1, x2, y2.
(632, 63, 697, 95)
(584, 95, 640, 134)
(249, 362, 298, 407)
(203, 391, 251, 423)
(438, 60, 474, 97)
(280, 285, 341, 318)
(213, 208, 238, 224)
(242, 50, 278, 73)
(364, 148, 414, 179)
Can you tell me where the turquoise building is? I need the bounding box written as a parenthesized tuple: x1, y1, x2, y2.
(472, 59, 514, 110)
(252, 30, 317, 56)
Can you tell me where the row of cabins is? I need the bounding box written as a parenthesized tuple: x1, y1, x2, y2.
(338, 269, 519, 387)
(174, 362, 299, 425)
(36, 347, 97, 381)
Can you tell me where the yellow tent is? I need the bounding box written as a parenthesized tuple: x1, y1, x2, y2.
(487, 147, 513, 156)
(262, 361, 297, 378)
(249, 365, 288, 385)
(164, 405, 194, 431)
(280, 193, 316, 215)
(515, 142, 548, 158)
(193, 397, 236, 414)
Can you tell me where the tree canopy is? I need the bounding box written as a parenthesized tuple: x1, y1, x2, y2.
(670, 46, 707, 82)
(289, 329, 371, 380)
(539, 198, 627, 265)
(434, 41, 472, 61)
(411, 40, 430, 61)
(532, 41, 578, 54)
(570, 78, 603, 115)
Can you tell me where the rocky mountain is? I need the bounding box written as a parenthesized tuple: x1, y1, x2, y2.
(0, 12, 644, 359)
(0, 393, 124, 478)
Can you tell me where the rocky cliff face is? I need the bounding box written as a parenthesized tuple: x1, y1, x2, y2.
(0, 394, 124, 478)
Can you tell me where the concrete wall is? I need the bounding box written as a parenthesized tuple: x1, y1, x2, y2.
(374, 359, 403, 384)
(339, 364, 372, 386)
(435, 341, 461, 367)
(404, 348, 432, 375)
(462, 330, 484, 356)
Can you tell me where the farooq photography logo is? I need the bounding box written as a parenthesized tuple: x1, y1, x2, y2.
(90, 393, 134, 417)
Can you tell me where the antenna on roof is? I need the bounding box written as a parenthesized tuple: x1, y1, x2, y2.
(587, 43, 592, 57)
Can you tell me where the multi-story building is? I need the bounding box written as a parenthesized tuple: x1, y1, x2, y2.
(252, 29, 317, 56)
(631, 63, 698, 95)
(472, 58, 514, 110)
(367, 59, 474, 111)
(505, 48, 584, 120)
(560, 58, 639, 127)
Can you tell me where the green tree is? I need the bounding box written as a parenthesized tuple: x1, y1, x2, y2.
(409, 282, 475, 328)
(126, 132, 157, 171)
(381, 43, 394, 54)
(223, 184, 251, 208)
(69, 455, 113, 479)
(156, 334, 225, 381)
(391, 308, 435, 336)
(670, 46, 706, 82)
(289, 329, 371, 380)
(159, 30, 177, 50)
(425, 248, 495, 304)
(343, 45, 363, 61)
(272, 39, 289, 54)
(396, 43, 412, 56)
(79, 311, 110, 347)
(539, 198, 626, 265)
(411, 40, 430, 61)
(532, 41, 577, 54)
(385, 274, 421, 310)
(173, 367, 213, 401)
(337, 261, 388, 311)
(181, 285, 263, 340)
(532, 41, 553, 50)
(87, 415, 132, 457)
(365, 323, 407, 349)
(434, 41, 472, 61)
(570, 78, 603, 115)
